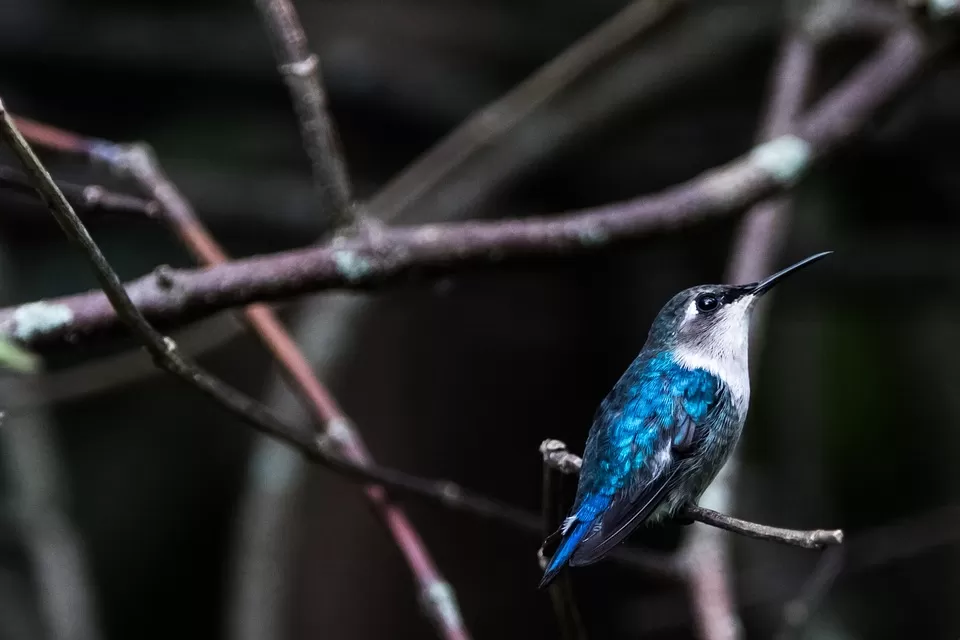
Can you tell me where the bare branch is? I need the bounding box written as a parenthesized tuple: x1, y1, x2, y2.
(539, 440, 843, 550)
(253, 0, 354, 229)
(0, 27, 930, 351)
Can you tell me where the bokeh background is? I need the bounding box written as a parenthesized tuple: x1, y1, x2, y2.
(0, 0, 958, 639)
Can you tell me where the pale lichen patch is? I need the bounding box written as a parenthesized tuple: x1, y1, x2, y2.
(578, 227, 610, 247)
(5, 302, 75, 343)
(421, 581, 465, 632)
(332, 250, 374, 281)
(749, 135, 811, 185)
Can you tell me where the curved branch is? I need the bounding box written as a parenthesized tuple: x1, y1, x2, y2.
(0, 27, 930, 351)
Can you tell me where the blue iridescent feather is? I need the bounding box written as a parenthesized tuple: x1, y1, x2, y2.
(539, 351, 731, 588)
(539, 252, 830, 589)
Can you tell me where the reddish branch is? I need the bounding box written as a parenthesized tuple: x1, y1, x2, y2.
(0, 27, 930, 351)
(116, 144, 469, 640)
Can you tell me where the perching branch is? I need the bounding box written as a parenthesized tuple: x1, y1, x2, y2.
(539, 440, 843, 550)
(253, 0, 354, 230)
(0, 27, 930, 351)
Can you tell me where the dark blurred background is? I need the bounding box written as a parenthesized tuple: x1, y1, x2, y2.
(0, 0, 958, 639)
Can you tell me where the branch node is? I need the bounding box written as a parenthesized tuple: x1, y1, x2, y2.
(81, 185, 103, 207)
(536, 547, 549, 570)
(539, 439, 583, 474)
(107, 141, 159, 180)
(749, 134, 812, 185)
(438, 481, 464, 506)
(153, 264, 177, 291)
(420, 581, 466, 635)
(279, 54, 320, 78)
(332, 249, 374, 282)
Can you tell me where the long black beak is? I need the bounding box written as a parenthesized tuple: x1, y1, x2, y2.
(747, 251, 832, 297)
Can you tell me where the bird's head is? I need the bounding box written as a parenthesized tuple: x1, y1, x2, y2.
(646, 252, 832, 368)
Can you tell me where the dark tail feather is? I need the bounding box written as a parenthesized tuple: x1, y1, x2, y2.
(538, 521, 590, 589)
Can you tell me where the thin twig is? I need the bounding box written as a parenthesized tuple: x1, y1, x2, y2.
(684, 506, 843, 549)
(103, 142, 469, 640)
(539, 440, 842, 550)
(540, 443, 588, 640)
(0, 27, 930, 351)
(253, 0, 354, 229)
(0, 165, 158, 219)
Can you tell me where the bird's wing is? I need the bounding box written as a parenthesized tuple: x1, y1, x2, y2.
(569, 366, 723, 566)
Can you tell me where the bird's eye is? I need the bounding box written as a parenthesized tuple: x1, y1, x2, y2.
(695, 293, 719, 313)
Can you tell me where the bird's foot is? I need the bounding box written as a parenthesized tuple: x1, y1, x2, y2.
(673, 506, 696, 526)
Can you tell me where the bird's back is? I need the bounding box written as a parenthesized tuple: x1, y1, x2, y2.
(540, 349, 743, 587)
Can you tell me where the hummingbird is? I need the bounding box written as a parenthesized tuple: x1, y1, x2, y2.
(539, 251, 831, 588)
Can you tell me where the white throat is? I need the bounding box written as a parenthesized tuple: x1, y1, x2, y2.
(672, 296, 753, 415)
